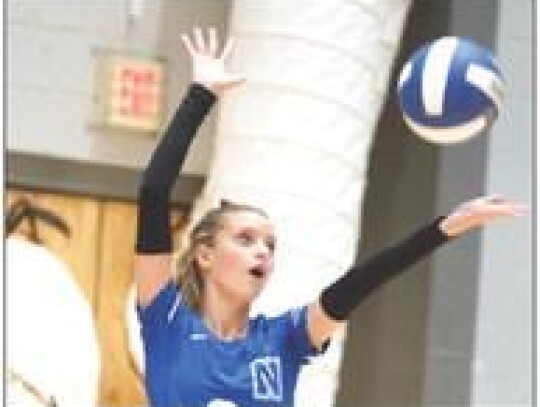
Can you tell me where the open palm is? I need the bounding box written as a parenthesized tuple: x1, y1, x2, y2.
(440, 195, 525, 237)
(181, 27, 244, 93)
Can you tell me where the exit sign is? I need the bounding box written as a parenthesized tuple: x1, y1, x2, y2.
(93, 50, 165, 133)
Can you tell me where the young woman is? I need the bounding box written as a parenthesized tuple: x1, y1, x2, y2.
(134, 27, 523, 407)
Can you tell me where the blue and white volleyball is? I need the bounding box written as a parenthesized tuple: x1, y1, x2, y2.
(397, 36, 505, 144)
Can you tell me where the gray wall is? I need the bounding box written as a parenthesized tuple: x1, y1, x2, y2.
(337, 0, 533, 406)
(426, 1, 533, 406)
(471, 0, 533, 405)
(7, 0, 230, 174)
(424, 1, 500, 406)
(335, 2, 450, 405)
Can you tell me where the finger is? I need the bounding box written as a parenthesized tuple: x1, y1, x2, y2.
(208, 26, 218, 56)
(512, 204, 529, 215)
(485, 202, 526, 218)
(214, 75, 246, 92)
(501, 203, 528, 216)
(193, 26, 207, 53)
(180, 33, 196, 57)
(485, 194, 507, 204)
(220, 36, 236, 61)
(224, 73, 246, 87)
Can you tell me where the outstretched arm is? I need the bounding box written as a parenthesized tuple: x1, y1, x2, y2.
(307, 195, 525, 349)
(135, 27, 244, 306)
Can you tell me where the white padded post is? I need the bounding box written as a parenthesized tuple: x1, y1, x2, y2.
(191, 1, 413, 405)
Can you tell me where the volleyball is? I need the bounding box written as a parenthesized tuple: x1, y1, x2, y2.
(397, 36, 505, 144)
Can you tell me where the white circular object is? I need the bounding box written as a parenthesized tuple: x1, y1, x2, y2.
(397, 36, 505, 144)
(6, 237, 100, 406)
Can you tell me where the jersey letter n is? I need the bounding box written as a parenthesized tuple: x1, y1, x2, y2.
(250, 356, 283, 402)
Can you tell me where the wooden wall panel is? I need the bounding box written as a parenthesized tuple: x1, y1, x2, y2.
(96, 200, 146, 406)
(7, 188, 189, 406)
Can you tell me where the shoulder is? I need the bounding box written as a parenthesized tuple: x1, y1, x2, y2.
(250, 306, 324, 361)
(137, 280, 187, 326)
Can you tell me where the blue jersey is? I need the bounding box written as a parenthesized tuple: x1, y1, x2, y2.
(137, 281, 324, 407)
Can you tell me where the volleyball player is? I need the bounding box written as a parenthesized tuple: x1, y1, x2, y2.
(134, 27, 523, 407)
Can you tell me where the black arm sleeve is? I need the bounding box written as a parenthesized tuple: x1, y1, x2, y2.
(320, 217, 450, 321)
(135, 83, 217, 253)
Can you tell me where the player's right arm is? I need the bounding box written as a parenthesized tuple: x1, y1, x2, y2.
(134, 27, 243, 306)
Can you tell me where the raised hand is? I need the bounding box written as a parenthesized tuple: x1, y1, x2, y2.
(439, 195, 526, 237)
(180, 26, 244, 94)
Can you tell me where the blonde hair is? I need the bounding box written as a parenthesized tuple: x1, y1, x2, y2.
(176, 200, 268, 312)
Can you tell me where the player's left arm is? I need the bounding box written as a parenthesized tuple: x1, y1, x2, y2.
(307, 195, 525, 350)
